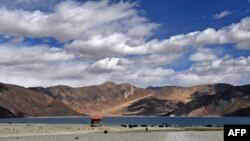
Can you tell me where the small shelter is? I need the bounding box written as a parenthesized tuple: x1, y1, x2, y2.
(90, 114, 102, 127)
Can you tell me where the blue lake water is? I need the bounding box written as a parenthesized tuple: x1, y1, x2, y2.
(0, 117, 250, 126)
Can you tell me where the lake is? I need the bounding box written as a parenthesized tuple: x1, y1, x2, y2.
(0, 117, 250, 126)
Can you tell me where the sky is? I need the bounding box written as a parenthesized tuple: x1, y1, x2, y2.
(0, 0, 250, 88)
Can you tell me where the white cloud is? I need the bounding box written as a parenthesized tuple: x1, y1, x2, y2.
(213, 10, 233, 19)
(0, 44, 86, 87)
(66, 34, 148, 58)
(0, 42, 249, 87)
(0, 44, 75, 65)
(236, 40, 250, 49)
(89, 57, 129, 72)
(0, 0, 160, 59)
(0, 0, 158, 42)
(0, 0, 249, 59)
(166, 56, 250, 86)
(136, 67, 174, 78)
(150, 17, 250, 54)
(134, 53, 182, 67)
(190, 48, 217, 62)
(0, 0, 249, 87)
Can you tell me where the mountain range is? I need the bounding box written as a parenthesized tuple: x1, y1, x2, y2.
(0, 81, 250, 118)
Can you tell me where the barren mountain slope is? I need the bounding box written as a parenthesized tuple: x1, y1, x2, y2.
(184, 84, 250, 116)
(31, 81, 154, 115)
(1, 82, 250, 117)
(0, 83, 81, 117)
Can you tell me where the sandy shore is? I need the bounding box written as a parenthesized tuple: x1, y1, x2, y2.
(0, 124, 223, 141)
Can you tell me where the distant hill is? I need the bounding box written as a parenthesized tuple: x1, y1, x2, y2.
(0, 83, 81, 117)
(30, 81, 154, 115)
(0, 82, 250, 117)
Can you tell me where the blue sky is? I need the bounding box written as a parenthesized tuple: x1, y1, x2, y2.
(139, 0, 250, 37)
(0, 0, 249, 87)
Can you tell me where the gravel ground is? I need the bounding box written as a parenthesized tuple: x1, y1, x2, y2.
(0, 131, 223, 141)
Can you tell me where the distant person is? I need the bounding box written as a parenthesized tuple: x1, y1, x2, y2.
(104, 130, 108, 134)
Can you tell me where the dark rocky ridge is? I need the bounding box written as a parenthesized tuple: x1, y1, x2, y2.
(0, 106, 16, 118)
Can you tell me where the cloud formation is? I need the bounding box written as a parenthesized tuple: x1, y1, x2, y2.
(190, 48, 218, 62)
(0, 0, 158, 42)
(0, 0, 249, 87)
(172, 56, 250, 86)
(0, 44, 75, 65)
(213, 10, 233, 19)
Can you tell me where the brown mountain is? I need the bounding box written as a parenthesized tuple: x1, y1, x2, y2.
(0, 83, 81, 117)
(1, 82, 250, 117)
(181, 84, 250, 116)
(30, 81, 154, 115)
(146, 83, 250, 117)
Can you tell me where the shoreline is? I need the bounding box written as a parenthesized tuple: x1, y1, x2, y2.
(0, 123, 223, 138)
(0, 124, 224, 141)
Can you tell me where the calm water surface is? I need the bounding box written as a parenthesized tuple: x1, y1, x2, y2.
(0, 117, 250, 126)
